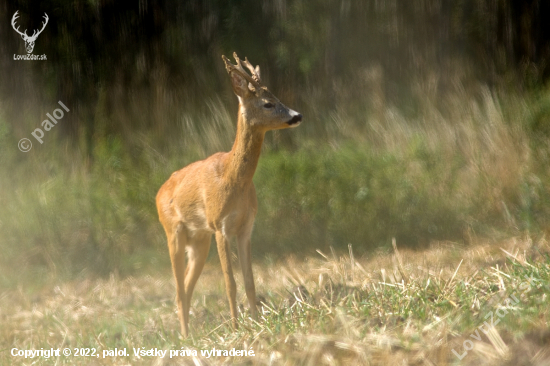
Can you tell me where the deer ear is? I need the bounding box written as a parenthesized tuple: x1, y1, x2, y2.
(230, 72, 250, 98)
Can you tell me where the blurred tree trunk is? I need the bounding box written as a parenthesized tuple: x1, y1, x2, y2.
(509, 0, 550, 78)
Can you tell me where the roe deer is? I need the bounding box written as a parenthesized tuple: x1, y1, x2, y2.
(156, 53, 302, 336)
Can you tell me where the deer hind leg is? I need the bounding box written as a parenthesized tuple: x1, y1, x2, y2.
(215, 231, 238, 329)
(236, 228, 257, 320)
(167, 222, 188, 336)
(168, 223, 211, 337)
(181, 231, 211, 336)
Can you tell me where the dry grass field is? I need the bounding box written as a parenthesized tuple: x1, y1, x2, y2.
(2, 235, 549, 365)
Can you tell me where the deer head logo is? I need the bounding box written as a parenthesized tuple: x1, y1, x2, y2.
(11, 11, 49, 54)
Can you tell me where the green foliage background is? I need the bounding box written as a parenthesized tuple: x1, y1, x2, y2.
(1, 0, 550, 283)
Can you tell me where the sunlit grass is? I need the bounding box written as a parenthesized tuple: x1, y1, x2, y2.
(1, 71, 550, 365)
(1, 237, 549, 365)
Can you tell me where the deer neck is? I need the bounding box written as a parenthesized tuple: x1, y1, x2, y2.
(224, 105, 265, 187)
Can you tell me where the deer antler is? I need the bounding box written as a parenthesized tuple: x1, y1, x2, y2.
(222, 52, 262, 89)
(11, 11, 48, 41)
(241, 56, 261, 84)
(11, 11, 28, 38)
(28, 13, 49, 41)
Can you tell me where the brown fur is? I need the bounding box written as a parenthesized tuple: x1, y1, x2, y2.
(156, 53, 302, 336)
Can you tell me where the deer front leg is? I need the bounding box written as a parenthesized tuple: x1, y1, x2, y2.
(236, 230, 257, 320)
(215, 231, 238, 329)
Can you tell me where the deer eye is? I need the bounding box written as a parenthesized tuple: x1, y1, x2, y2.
(263, 103, 275, 109)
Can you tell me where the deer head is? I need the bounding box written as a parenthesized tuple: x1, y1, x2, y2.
(12, 11, 49, 54)
(222, 53, 302, 130)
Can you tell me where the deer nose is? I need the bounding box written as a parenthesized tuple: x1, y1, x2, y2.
(287, 114, 302, 126)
